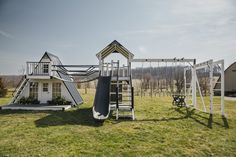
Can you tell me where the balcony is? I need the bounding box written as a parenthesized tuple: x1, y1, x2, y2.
(26, 62, 52, 79)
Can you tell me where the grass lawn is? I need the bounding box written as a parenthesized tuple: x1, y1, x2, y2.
(0, 90, 236, 156)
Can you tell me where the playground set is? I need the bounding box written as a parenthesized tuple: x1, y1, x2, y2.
(3, 40, 225, 121)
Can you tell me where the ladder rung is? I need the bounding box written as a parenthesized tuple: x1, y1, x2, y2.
(118, 92, 132, 94)
(117, 115, 133, 118)
(117, 108, 133, 111)
(110, 102, 117, 104)
(110, 101, 131, 103)
(122, 95, 132, 97)
(110, 83, 130, 86)
(118, 104, 132, 108)
(110, 92, 131, 94)
(119, 99, 131, 102)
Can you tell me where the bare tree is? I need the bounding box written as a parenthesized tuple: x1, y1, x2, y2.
(0, 77, 7, 97)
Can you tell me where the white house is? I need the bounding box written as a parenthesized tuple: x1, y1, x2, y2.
(215, 61, 236, 96)
(10, 52, 83, 106)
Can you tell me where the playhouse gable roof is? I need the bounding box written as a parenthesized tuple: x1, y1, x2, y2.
(39, 52, 83, 105)
(40, 52, 63, 65)
(96, 40, 134, 60)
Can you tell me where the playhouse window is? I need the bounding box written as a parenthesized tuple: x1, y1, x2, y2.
(29, 82, 38, 99)
(52, 83, 61, 98)
(43, 83, 48, 92)
(43, 64, 49, 74)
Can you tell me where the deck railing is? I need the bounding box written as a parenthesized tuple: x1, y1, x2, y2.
(26, 62, 52, 76)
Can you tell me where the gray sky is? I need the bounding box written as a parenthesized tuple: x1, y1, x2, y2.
(0, 0, 236, 74)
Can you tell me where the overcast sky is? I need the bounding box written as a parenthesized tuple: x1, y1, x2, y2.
(0, 0, 236, 74)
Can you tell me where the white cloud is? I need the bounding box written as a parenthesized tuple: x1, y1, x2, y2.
(0, 30, 14, 39)
(138, 46, 148, 54)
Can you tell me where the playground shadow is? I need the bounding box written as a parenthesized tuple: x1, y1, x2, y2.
(132, 116, 187, 123)
(35, 107, 103, 127)
(110, 108, 188, 124)
(175, 107, 229, 129)
(222, 115, 229, 128)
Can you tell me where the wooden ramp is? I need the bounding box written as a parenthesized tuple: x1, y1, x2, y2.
(1, 104, 72, 111)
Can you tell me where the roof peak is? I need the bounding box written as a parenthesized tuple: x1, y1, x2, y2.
(44, 51, 59, 58)
(108, 40, 122, 46)
(96, 40, 134, 60)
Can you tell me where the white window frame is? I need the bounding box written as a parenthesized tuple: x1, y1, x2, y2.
(29, 82, 38, 99)
(42, 83, 49, 92)
(43, 64, 49, 74)
(52, 82, 61, 98)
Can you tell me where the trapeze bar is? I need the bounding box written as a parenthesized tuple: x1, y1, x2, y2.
(130, 58, 195, 63)
(194, 59, 213, 69)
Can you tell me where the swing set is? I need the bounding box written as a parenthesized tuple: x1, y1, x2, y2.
(130, 58, 225, 116)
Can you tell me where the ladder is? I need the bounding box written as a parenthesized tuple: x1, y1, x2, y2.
(109, 60, 120, 110)
(115, 79, 135, 120)
(112, 61, 134, 120)
(10, 78, 29, 104)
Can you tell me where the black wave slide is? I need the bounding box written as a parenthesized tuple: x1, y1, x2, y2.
(92, 76, 111, 121)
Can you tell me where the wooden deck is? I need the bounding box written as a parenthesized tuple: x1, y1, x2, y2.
(0, 104, 72, 111)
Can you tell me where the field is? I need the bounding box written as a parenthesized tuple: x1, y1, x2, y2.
(0, 89, 236, 157)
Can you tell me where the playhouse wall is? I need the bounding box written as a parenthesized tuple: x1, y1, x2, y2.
(18, 79, 75, 104)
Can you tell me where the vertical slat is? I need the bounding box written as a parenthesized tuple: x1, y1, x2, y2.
(184, 68, 186, 96)
(209, 61, 213, 114)
(131, 87, 134, 109)
(221, 60, 224, 116)
(49, 62, 52, 76)
(116, 87, 119, 109)
(111, 60, 113, 76)
(192, 67, 196, 107)
(123, 65, 125, 77)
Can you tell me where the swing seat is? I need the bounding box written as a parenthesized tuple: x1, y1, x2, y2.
(172, 95, 186, 107)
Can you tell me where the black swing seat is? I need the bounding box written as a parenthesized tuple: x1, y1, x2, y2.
(172, 94, 186, 107)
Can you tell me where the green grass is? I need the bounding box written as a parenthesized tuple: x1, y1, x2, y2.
(0, 90, 236, 157)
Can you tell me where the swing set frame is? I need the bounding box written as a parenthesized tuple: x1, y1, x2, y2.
(130, 58, 225, 116)
(184, 59, 225, 116)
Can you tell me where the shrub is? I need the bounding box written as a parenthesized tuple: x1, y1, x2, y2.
(18, 96, 27, 104)
(0, 77, 7, 97)
(18, 96, 40, 104)
(47, 97, 71, 105)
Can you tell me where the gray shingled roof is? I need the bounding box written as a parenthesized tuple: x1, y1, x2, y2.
(41, 52, 83, 105)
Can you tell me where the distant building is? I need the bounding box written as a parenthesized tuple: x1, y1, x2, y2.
(215, 61, 236, 96)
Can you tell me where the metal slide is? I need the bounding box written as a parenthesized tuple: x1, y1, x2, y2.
(92, 76, 111, 120)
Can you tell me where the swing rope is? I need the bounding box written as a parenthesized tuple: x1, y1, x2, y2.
(174, 58, 177, 95)
(149, 61, 152, 97)
(157, 61, 160, 97)
(165, 61, 168, 96)
(141, 62, 144, 105)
